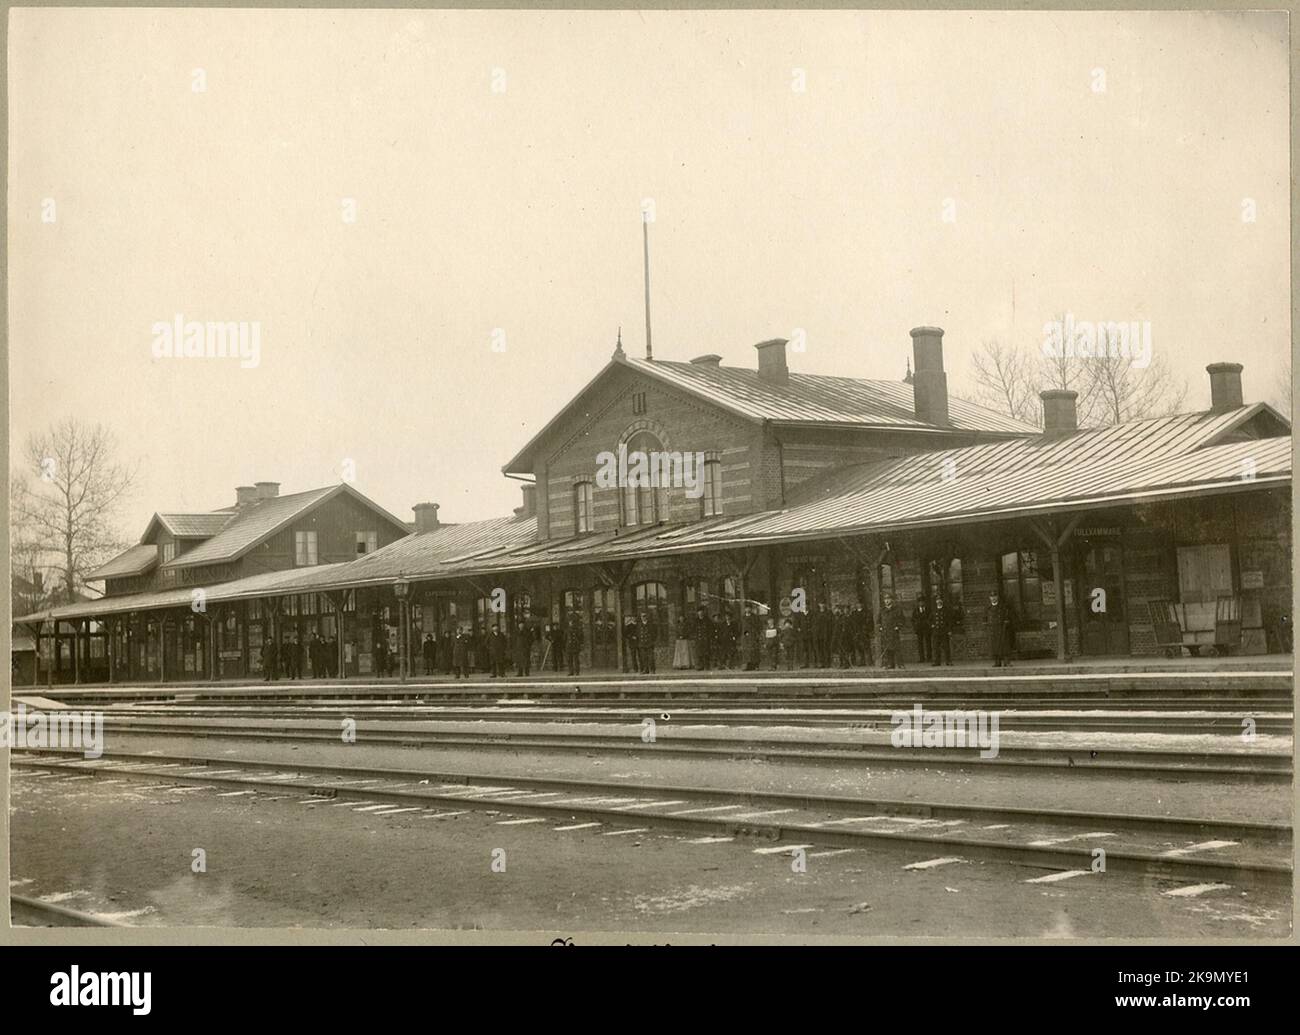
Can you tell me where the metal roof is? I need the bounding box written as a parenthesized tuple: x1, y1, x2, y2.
(14, 563, 355, 625)
(503, 351, 1037, 472)
(18, 415, 1291, 625)
(85, 544, 160, 580)
(628, 358, 1039, 435)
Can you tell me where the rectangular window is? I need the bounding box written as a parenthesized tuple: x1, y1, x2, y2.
(355, 530, 378, 555)
(632, 391, 647, 415)
(574, 482, 594, 534)
(999, 550, 1043, 620)
(162, 542, 176, 563)
(701, 458, 724, 517)
(295, 531, 318, 566)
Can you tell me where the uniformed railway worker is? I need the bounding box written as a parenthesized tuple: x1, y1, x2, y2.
(488, 625, 508, 678)
(988, 591, 1012, 667)
(452, 627, 470, 678)
(879, 594, 903, 669)
(912, 597, 931, 663)
(564, 613, 584, 675)
(638, 612, 656, 673)
(422, 634, 437, 675)
(512, 620, 534, 677)
(931, 595, 953, 666)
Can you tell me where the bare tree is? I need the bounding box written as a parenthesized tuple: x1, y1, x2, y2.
(970, 338, 1038, 426)
(11, 419, 138, 605)
(1085, 323, 1189, 424)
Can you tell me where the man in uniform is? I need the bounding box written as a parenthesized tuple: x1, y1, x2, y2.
(719, 612, 738, 669)
(262, 639, 278, 681)
(488, 624, 508, 678)
(565, 612, 584, 676)
(931, 594, 953, 666)
(452, 627, 470, 678)
(638, 611, 656, 673)
(512, 620, 534, 677)
(852, 603, 873, 667)
(695, 608, 714, 671)
(623, 614, 640, 672)
(988, 591, 1012, 667)
(879, 593, 903, 669)
(422, 633, 436, 676)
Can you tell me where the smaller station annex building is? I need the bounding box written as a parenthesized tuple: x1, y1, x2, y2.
(14, 327, 1293, 683)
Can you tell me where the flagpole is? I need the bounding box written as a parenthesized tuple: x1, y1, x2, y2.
(643, 214, 653, 361)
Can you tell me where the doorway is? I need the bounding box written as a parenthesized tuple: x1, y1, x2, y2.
(1075, 536, 1130, 655)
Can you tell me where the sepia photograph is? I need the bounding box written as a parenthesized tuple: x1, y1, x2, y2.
(3, 3, 1294, 957)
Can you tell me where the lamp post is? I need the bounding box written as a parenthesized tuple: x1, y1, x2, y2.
(393, 575, 411, 681)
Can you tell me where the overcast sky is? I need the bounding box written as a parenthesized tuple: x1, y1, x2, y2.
(8, 8, 1290, 538)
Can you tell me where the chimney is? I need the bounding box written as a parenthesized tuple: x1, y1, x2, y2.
(1207, 362, 1244, 413)
(910, 326, 949, 426)
(235, 485, 258, 507)
(690, 354, 722, 367)
(754, 339, 789, 384)
(514, 483, 537, 519)
(255, 481, 280, 500)
(1040, 389, 1078, 436)
(412, 502, 441, 534)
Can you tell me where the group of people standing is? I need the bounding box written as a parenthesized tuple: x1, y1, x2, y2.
(261, 631, 338, 680)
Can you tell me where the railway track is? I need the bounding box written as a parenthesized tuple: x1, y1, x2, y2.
(98, 702, 1296, 735)
(9, 893, 129, 927)
(13, 747, 1292, 888)
(85, 715, 1294, 781)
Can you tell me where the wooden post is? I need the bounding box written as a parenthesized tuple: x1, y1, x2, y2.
(207, 613, 217, 681)
(106, 618, 115, 683)
(1030, 514, 1083, 662)
(72, 620, 82, 683)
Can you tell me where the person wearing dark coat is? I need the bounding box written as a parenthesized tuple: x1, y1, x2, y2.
(564, 614, 584, 676)
(285, 635, 302, 679)
(912, 598, 931, 664)
(488, 626, 508, 678)
(422, 634, 436, 675)
(622, 616, 640, 672)
(987, 592, 1013, 667)
(833, 605, 853, 668)
(719, 614, 738, 669)
(812, 602, 833, 667)
(512, 621, 534, 677)
(637, 613, 656, 673)
(743, 607, 764, 671)
(879, 595, 903, 669)
(325, 635, 338, 678)
(695, 609, 715, 670)
(373, 635, 388, 679)
(852, 604, 874, 667)
(794, 612, 812, 668)
(452, 628, 470, 678)
(547, 623, 564, 672)
(930, 596, 953, 666)
(440, 625, 455, 674)
(262, 640, 279, 681)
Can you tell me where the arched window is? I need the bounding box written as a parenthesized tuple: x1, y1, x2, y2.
(573, 480, 595, 534)
(622, 431, 663, 526)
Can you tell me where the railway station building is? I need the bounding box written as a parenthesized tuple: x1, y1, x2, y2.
(14, 328, 1293, 682)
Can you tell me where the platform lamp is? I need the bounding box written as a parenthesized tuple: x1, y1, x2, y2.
(393, 574, 411, 681)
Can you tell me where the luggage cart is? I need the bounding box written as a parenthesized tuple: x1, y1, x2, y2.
(1212, 595, 1242, 656)
(1147, 599, 1184, 658)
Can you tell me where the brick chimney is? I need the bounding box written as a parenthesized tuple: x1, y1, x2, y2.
(1040, 389, 1078, 436)
(255, 481, 280, 500)
(1207, 362, 1244, 413)
(412, 502, 441, 533)
(754, 339, 789, 384)
(514, 483, 537, 519)
(910, 326, 949, 426)
(235, 485, 258, 507)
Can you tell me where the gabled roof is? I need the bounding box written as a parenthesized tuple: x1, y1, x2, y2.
(142, 512, 232, 542)
(163, 484, 409, 570)
(503, 351, 1038, 473)
(86, 544, 160, 581)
